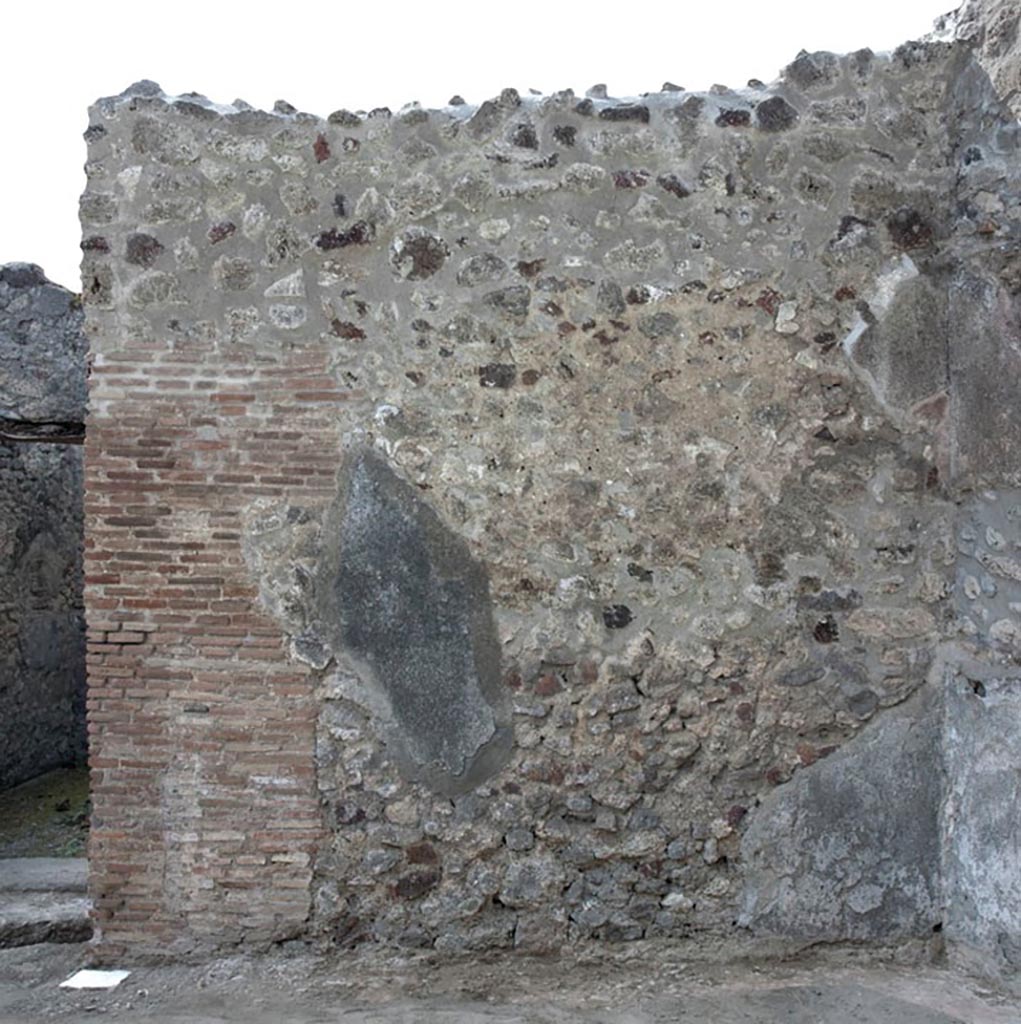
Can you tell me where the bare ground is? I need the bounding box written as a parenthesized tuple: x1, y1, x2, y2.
(0, 769, 89, 859)
(0, 940, 1017, 1024)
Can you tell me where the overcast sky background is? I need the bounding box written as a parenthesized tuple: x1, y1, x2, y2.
(3, 0, 956, 288)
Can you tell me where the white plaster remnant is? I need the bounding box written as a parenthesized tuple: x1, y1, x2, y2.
(842, 254, 920, 357)
(264, 270, 305, 297)
(60, 970, 130, 991)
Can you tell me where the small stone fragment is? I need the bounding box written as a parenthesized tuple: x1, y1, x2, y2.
(511, 123, 539, 149)
(331, 319, 366, 340)
(315, 222, 373, 251)
(484, 285, 531, 318)
(478, 364, 517, 389)
(125, 233, 164, 268)
(213, 256, 255, 291)
(207, 221, 236, 245)
(599, 104, 650, 123)
(457, 253, 508, 287)
(716, 108, 751, 127)
(603, 605, 634, 629)
(886, 208, 933, 250)
(391, 229, 449, 281)
(657, 174, 692, 199)
(756, 96, 799, 132)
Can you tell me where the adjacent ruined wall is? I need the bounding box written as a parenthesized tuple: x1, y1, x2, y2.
(81, 11, 1021, 973)
(0, 264, 88, 791)
(941, 0, 1021, 119)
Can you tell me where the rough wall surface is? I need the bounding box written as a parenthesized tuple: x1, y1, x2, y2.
(81, 12, 1021, 971)
(0, 264, 88, 791)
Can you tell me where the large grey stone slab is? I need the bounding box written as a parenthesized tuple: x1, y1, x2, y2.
(738, 688, 941, 942)
(0, 859, 87, 894)
(0, 894, 91, 949)
(948, 269, 1021, 489)
(942, 653, 1021, 991)
(0, 858, 90, 948)
(316, 449, 511, 795)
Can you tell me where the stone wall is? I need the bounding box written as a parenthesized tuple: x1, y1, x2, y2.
(0, 264, 88, 791)
(941, 0, 1021, 120)
(80, 13, 1021, 980)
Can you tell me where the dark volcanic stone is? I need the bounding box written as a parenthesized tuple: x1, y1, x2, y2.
(784, 51, 837, 89)
(478, 363, 517, 389)
(886, 208, 934, 250)
(716, 108, 751, 128)
(813, 615, 840, 644)
(511, 123, 539, 149)
(597, 280, 626, 315)
(484, 285, 531, 318)
(599, 104, 650, 123)
(457, 253, 508, 287)
(327, 109, 362, 127)
(756, 96, 799, 132)
(316, 221, 373, 251)
(0, 264, 47, 289)
(125, 233, 164, 267)
(207, 222, 236, 245)
(613, 169, 649, 189)
(394, 869, 441, 900)
(798, 588, 863, 613)
(330, 319, 366, 341)
(657, 174, 692, 199)
(316, 450, 512, 796)
(603, 605, 634, 629)
(391, 229, 449, 280)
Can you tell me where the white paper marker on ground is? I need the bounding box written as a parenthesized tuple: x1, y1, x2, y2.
(59, 969, 131, 990)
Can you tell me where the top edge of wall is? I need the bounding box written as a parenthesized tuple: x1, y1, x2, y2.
(85, 36, 966, 132)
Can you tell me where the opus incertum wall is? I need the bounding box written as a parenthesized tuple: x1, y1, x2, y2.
(81, 22, 1021, 986)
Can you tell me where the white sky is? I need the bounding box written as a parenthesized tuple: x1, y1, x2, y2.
(3, 0, 956, 289)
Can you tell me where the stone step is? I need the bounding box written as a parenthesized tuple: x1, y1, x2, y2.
(0, 859, 91, 947)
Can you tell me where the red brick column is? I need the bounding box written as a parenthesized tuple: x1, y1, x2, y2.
(84, 339, 338, 956)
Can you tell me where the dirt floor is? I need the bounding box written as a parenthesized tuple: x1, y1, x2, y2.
(0, 940, 1017, 1024)
(0, 768, 89, 858)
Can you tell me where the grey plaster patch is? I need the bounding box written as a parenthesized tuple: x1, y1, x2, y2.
(316, 449, 511, 795)
(739, 687, 941, 942)
(954, 490, 1021, 657)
